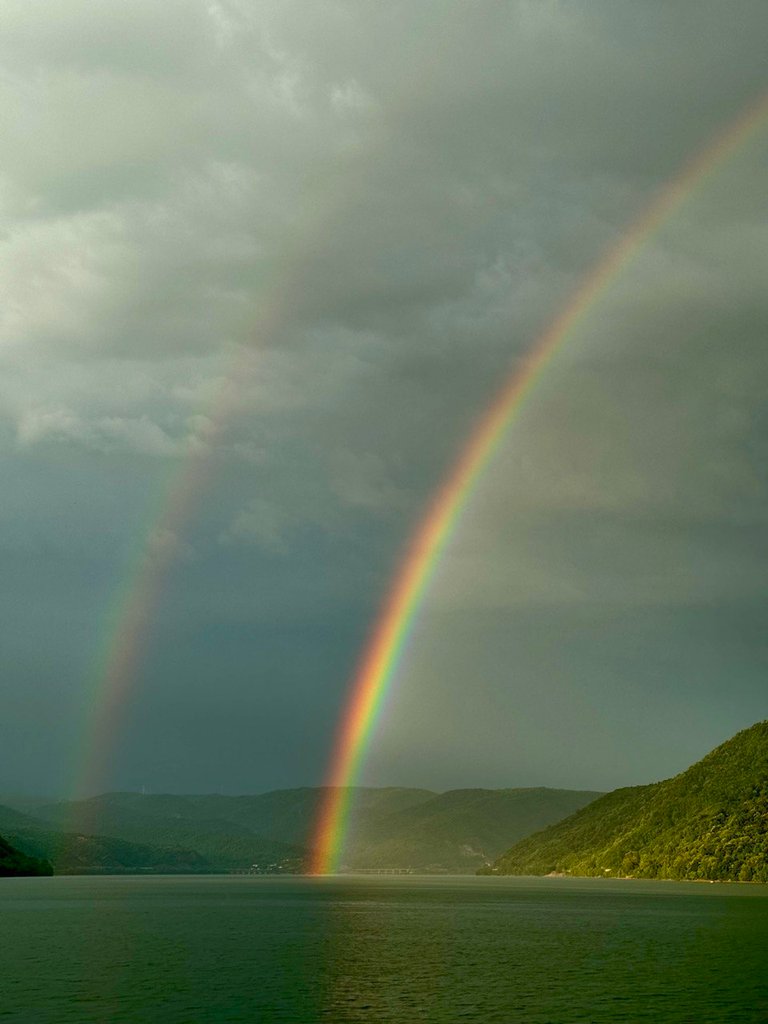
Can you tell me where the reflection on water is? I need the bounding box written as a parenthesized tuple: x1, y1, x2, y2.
(1, 875, 767, 1023)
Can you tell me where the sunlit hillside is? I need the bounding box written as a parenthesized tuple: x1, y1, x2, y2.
(489, 722, 768, 882)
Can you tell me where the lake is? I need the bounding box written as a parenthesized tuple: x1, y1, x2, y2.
(1, 875, 767, 1022)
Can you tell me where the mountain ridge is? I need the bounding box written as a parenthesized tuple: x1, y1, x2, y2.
(345, 787, 604, 871)
(5, 785, 603, 874)
(488, 721, 768, 882)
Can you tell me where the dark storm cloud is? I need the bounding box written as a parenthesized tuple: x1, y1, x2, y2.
(0, 1, 766, 795)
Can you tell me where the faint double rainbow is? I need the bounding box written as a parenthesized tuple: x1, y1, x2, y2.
(68, 89, 767, 848)
(308, 90, 768, 874)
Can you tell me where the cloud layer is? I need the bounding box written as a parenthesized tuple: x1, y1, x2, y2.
(0, 1, 766, 796)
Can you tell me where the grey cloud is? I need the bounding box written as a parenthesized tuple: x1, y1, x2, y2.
(16, 409, 183, 456)
(220, 495, 297, 552)
(0, 1, 766, 795)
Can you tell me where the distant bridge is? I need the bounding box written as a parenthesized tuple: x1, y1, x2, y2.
(231, 866, 417, 876)
(339, 868, 415, 876)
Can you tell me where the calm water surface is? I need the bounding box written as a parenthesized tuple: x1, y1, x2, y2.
(1, 874, 767, 1023)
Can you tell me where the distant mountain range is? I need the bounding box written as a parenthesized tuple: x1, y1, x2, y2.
(0, 802, 210, 874)
(7, 722, 764, 880)
(0, 799, 302, 874)
(344, 787, 603, 871)
(488, 721, 768, 883)
(1, 785, 601, 874)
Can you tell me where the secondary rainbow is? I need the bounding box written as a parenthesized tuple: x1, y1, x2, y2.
(69, 362, 244, 810)
(71, 264, 300, 806)
(309, 90, 768, 874)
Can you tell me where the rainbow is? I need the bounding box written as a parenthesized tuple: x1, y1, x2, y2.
(69, 362, 243, 808)
(309, 90, 768, 874)
(71, 263, 299, 804)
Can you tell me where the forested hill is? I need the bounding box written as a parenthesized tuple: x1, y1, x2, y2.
(0, 802, 226, 874)
(12, 785, 601, 873)
(488, 721, 768, 882)
(345, 787, 603, 872)
(30, 787, 430, 871)
(0, 833, 52, 876)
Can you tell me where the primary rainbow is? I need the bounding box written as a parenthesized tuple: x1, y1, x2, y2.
(309, 90, 768, 874)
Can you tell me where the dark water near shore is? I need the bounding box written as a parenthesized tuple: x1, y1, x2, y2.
(2, 875, 767, 1023)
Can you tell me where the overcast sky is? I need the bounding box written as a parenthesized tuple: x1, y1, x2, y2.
(1, 1, 766, 799)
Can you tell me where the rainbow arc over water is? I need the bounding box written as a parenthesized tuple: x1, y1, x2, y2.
(309, 90, 768, 874)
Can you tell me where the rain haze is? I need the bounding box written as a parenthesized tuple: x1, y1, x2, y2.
(1, 1, 766, 799)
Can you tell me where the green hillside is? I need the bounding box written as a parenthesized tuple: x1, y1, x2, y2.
(30, 786, 602, 873)
(19, 782, 606, 872)
(0, 802, 211, 873)
(346, 787, 603, 872)
(0, 833, 52, 876)
(67, 787, 435, 844)
(10, 783, 607, 874)
(489, 721, 768, 882)
(31, 787, 437, 870)
(33, 797, 307, 871)
(6, 828, 210, 874)
(224, 786, 438, 847)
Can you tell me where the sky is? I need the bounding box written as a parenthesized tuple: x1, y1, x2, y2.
(1, 1, 766, 799)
